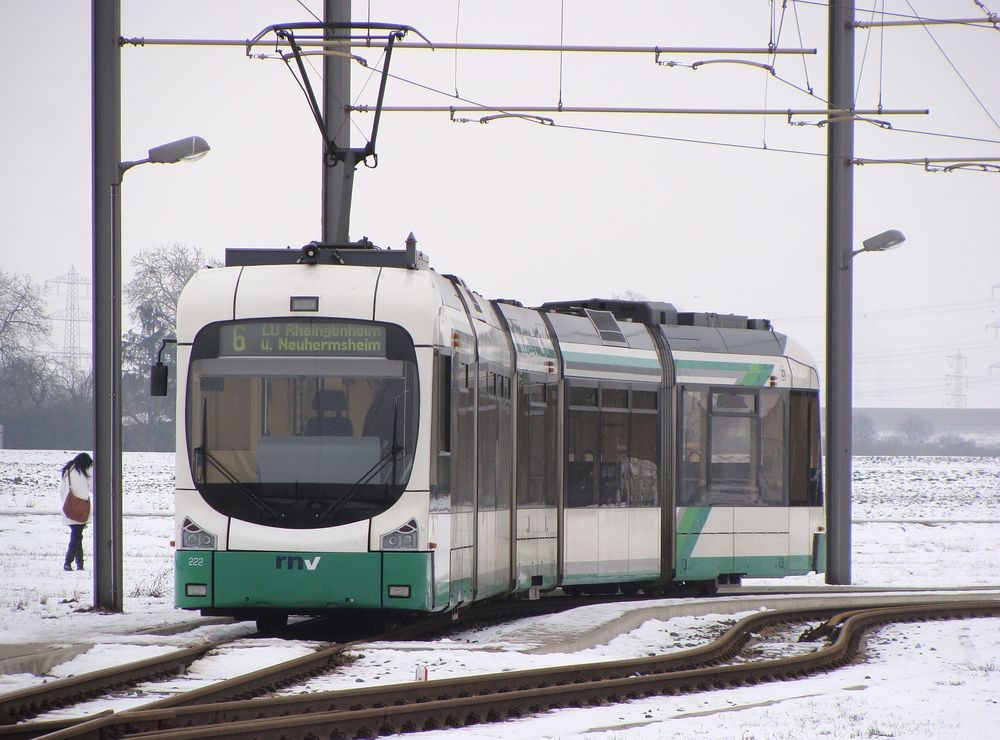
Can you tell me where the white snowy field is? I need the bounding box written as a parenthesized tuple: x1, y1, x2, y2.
(1, 450, 999, 738)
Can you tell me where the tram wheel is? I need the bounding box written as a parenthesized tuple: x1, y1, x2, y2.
(255, 612, 289, 635)
(697, 580, 719, 596)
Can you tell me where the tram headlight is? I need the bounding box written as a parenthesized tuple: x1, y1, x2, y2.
(181, 517, 218, 550)
(381, 518, 419, 551)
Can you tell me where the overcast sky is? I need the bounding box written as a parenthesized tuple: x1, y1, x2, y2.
(1, 1, 998, 408)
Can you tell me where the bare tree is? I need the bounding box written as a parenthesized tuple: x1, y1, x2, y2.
(852, 412, 877, 453)
(123, 243, 216, 373)
(898, 415, 935, 451)
(0, 271, 50, 369)
(121, 244, 218, 449)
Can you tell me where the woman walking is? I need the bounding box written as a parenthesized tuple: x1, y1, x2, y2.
(60, 452, 93, 571)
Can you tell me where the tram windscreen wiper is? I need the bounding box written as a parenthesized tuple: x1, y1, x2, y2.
(196, 398, 280, 521)
(319, 444, 404, 521)
(321, 398, 404, 521)
(199, 447, 281, 521)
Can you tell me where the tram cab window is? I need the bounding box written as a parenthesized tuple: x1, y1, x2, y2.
(186, 318, 419, 529)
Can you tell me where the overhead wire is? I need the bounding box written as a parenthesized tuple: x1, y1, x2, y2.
(874, 125, 1000, 145)
(453, 0, 462, 97)
(761, 0, 784, 147)
(791, 0, 1000, 29)
(558, 0, 566, 109)
(773, 298, 998, 323)
(263, 3, 996, 173)
(294, 0, 322, 24)
(851, 342, 998, 362)
(361, 61, 832, 160)
(878, 0, 887, 110)
(904, 0, 1000, 132)
(974, 0, 1000, 24)
(790, 0, 815, 94)
(354, 58, 1000, 172)
(284, 2, 357, 144)
(854, 1, 879, 108)
(273, 2, 391, 151)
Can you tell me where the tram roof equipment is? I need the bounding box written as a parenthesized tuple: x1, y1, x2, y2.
(225, 234, 428, 270)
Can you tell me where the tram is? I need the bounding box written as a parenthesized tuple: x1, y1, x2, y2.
(159, 238, 824, 629)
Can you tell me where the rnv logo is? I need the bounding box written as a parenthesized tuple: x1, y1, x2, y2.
(275, 555, 322, 571)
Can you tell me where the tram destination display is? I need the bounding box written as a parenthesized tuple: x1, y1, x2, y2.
(219, 320, 387, 357)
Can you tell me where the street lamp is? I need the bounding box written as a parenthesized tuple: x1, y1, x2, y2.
(93, 135, 210, 613)
(825, 228, 906, 586)
(121, 136, 211, 173)
(845, 229, 906, 266)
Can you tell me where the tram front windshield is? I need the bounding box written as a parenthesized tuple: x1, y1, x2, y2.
(186, 319, 419, 528)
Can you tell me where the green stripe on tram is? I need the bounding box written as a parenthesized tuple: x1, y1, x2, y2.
(676, 507, 712, 562)
(562, 350, 661, 370)
(674, 359, 775, 386)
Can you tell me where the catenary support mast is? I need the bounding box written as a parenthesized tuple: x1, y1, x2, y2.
(92, 0, 124, 611)
(322, 0, 353, 242)
(825, 0, 855, 585)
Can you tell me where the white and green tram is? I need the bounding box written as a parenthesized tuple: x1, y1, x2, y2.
(163, 240, 824, 630)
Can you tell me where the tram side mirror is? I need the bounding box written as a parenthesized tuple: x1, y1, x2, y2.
(150, 362, 169, 397)
(150, 337, 177, 397)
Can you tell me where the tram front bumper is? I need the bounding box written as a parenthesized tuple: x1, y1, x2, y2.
(175, 550, 433, 611)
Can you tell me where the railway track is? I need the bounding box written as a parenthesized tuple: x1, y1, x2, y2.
(0, 590, 652, 737)
(9, 597, 998, 740)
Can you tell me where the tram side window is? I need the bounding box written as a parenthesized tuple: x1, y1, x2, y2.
(629, 390, 659, 507)
(599, 394, 628, 507)
(759, 390, 786, 505)
(680, 386, 788, 507)
(567, 383, 659, 509)
(789, 390, 823, 506)
(709, 391, 757, 500)
(433, 354, 452, 498)
(497, 375, 514, 509)
(518, 382, 561, 508)
(542, 384, 560, 507)
(438, 355, 452, 454)
(477, 368, 498, 509)
(680, 389, 709, 505)
(453, 360, 475, 509)
(496, 375, 513, 510)
(517, 383, 541, 506)
(567, 385, 599, 507)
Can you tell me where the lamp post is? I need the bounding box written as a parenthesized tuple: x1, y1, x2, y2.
(93, 135, 210, 612)
(848, 229, 906, 263)
(825, 227, 906, 586)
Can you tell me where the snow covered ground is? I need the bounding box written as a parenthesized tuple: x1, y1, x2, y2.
(1, 450, 999, 738)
